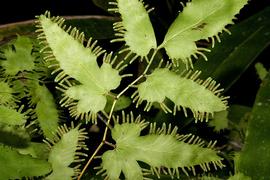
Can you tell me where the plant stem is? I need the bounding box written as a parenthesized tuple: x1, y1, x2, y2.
(78, 49, 158, 179)
(77, 143, 104, 180)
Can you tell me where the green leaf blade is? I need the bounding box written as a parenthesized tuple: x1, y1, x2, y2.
(134, 68, 227, 121)
(237, 71, 270, 179)
(47, 125, 87, 180)
(0, 144, 52, 179)
(112, 0, 157, 58)
(162, 0, 248, 67)
(37, 13, 122, 122)
(0, 81, 16, 107)
(101, 119, 224, 179)
(0, 105, 27, 126)
(29, 83, 59, 139)
(1, 36, 35, 75)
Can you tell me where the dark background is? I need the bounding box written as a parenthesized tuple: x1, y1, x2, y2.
(0, 0, 105, 24)
(0, 0, 270, 24)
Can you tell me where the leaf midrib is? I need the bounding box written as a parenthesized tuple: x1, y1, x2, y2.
(161, 2, 223, 47)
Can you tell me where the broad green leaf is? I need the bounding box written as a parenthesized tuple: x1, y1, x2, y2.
(37, 13, 122, 122)
(100, 121, 224, 180)
(0, 144, 52, 179)
(194, 7, 270, 90)
(161, 0, 248, 67)
(238, 71, 270, 179)
(29, 82, 59, 139)
(134, 68, 227, 122)
(111, 0, 157, 59)
(1, 36, 35, 75)
(0, 105, 27, 126)
(47, 125, 87, 180)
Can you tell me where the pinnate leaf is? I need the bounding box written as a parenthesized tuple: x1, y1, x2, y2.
(36, 13, 122, 122)
(100, 118, 224, 179)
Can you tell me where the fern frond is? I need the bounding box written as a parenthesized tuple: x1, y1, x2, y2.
(0, 144, 52, 179)
(36, 12, 122, 123)
(109, 0, 157, 62)
(45, 123, 88, 180)
(160, 0, 248, 68)
(27, 82, 59, 140)
(1, 36, 35, 75)
(133, 68, 228, 122)
(99, 116, 224, 179)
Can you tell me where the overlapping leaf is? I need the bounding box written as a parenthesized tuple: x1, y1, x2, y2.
(0, 144, 51, 179)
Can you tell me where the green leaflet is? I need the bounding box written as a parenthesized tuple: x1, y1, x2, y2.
(36, 12, 122, 122)
(0, 144, 52, 179)
(46, 124, 88, 180)
(0, 81, 16, 107)
(28, 82, 59, 139)
(110, 0, 157, 61)
(1, 36, 35, 75)
(99, 118, 224, 179)
(133, 68, 227, 121)
(0, 105, 27, 126)
(161, 0, 248, 67)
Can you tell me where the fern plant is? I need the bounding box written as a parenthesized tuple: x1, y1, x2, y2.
(2, 0, 265, 179)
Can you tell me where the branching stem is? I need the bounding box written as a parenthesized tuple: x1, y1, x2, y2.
(78, 49, 158, 179)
